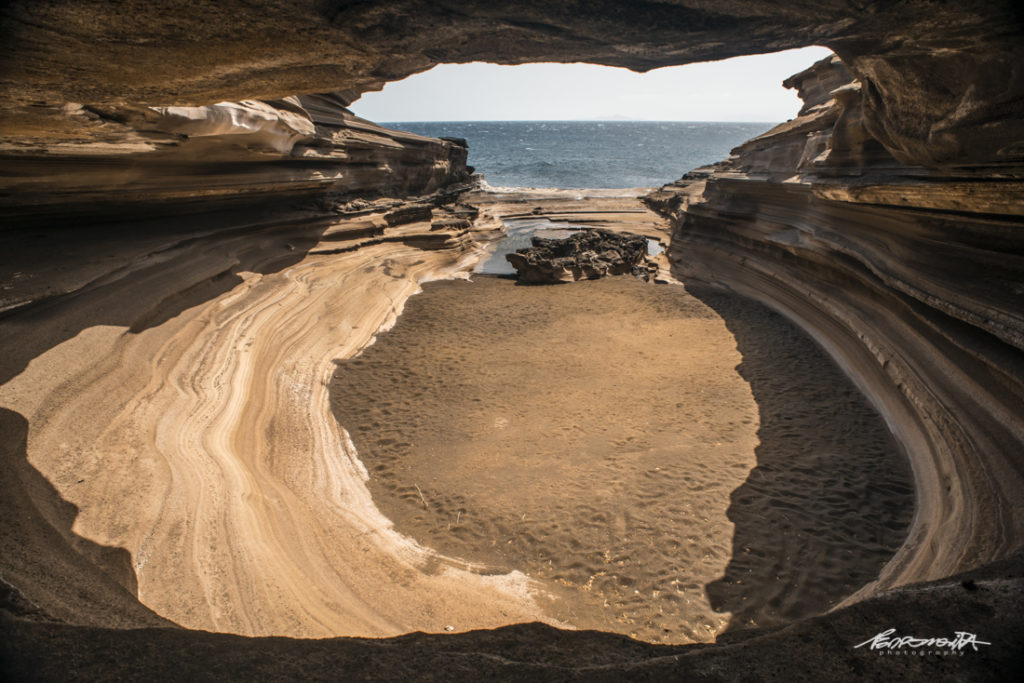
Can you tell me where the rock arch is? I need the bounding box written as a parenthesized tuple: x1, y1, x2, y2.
(0, 1, 1022, 678)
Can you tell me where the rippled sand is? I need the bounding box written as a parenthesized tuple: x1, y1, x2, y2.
(331, 275, 913, 643)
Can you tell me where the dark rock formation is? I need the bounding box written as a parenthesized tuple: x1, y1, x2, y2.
(505, 229, 650, 283)
(3, 552, 1022, 681)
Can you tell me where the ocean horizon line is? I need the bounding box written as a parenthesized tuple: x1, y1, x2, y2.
(379, 119, 780, 125)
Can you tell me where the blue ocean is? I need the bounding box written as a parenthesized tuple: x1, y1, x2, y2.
(384, 121, 773, 189)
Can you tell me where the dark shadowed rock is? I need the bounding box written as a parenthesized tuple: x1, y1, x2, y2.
(2, 1, 1021, 167)
(505, 229, 649, 283)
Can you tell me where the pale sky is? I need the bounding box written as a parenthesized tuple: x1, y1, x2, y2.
(350, 46, 833, 122)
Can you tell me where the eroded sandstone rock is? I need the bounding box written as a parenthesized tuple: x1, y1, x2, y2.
(0, 93, 472, 228)
(644, 51, 1024, 605)
(0, 0, 1022, 679)
(1, 1, 1021, 168)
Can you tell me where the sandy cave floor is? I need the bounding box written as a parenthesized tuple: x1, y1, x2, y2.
(331, 274, 915, 644)
(0, 190, 914, 646)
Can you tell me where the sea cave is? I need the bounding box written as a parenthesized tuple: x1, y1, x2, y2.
(0, 1, 1022, 680)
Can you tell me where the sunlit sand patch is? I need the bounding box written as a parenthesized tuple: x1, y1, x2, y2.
(332, 273, 912, 644)
(332, 275, 761, 643)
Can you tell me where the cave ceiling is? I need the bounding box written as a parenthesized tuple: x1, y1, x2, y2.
(0, 1, 1021, 165)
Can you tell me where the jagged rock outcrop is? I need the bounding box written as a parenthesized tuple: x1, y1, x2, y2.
(505, 229, 650, 283)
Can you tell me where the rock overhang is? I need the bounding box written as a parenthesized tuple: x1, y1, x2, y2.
(0, 1, 1022, 679)
(1, 1, 1022, 167)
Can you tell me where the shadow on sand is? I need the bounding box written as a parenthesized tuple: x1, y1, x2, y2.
(687, 284, 915, 632)
(0, 407, 168, 626)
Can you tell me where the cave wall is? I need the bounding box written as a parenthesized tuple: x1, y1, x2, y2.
(1, 93, 470, 228)
(0, 0, 1021, 667)
(645, 56, 1024, 594)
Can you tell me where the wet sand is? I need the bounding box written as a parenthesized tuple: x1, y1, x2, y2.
(330, 274, 914, 643)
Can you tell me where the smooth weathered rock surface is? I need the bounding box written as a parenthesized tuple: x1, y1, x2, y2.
(0, 0, 1022, 679)
(0, 186, 560, 638)
(1, 93, 471, 232)
(645, 55, 1024, 603)
(505, 229, 650, 283)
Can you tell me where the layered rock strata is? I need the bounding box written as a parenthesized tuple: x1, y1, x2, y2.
(1, 93, 471, 232)
(0, 0, 1022, 678)
(2, 1, 1021, 169)
(645, 55, 1024, 599)
(0, 93, 569, 636)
